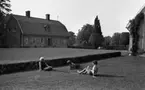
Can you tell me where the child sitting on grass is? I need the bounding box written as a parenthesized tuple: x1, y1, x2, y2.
(39, 57, 53, 71)
(77, 60, 98, 76)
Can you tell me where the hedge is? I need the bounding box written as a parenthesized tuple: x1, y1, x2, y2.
(0, 52, 121, 75)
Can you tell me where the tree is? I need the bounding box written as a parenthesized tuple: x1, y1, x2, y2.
(67, 31, 76, 46)
(89, 16, 104, 48)
(102, 36, 112, 47)
(0, 0, 11, 47)
(0, 0, 11, 24)
(94, 16, 102, 35)
(120, 32, 129, 46)
(89, 33, 104, 48)
(111, 32, 121, 46)
(76, 15, 103, 48)
(76, 24, 93, 46)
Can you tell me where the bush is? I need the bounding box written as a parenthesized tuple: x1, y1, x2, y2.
(67, 45, 94, 49)
(103, 45, 128, 50)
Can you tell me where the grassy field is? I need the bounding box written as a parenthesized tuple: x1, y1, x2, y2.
(0, 48, 126, 64)
(0, 56, 144, 90)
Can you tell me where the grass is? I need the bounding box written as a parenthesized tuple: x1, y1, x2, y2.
(0, 50, 121, 75)
(0, 56, 145, 90)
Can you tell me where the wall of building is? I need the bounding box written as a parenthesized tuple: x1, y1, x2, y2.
(23, 35, 46, 47)
(51, 36, 68, 47)
(22, 35, 68, 48)
(6, 17, 21, 47)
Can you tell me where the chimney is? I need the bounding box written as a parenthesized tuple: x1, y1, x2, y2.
(26, 11, 30, 18)
(46, 14, 50, 20)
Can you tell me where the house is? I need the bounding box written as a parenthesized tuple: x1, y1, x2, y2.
(126, 5, 145, 53)
(3, 11, 69, 48)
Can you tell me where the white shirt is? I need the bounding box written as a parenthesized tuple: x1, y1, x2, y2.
(91, 65, 98, 75)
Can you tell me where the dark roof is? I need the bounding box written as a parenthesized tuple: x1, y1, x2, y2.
(11, 14, 69, 37)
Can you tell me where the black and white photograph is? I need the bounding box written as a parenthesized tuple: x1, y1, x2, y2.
(0, 0, 145, 90)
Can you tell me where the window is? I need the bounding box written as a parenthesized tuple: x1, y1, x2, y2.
(24, 37, 29, 45)
(44, 24, 50, 32)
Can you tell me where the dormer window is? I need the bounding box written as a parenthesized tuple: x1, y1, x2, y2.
(44, 24, 50, 32)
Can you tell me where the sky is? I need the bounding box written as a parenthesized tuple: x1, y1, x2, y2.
(11, 0, 145, 36)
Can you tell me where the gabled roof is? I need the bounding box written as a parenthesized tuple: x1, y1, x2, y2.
(11, 14, 69, 37)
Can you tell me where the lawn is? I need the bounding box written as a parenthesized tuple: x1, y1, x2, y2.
(0, 48, 126, 64)
(0, 56, 144, 90)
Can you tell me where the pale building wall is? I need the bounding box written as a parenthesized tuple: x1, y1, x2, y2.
(138, 12, 145, 52)
(142, 16, 145, 51)
(128, 34, 132, 52)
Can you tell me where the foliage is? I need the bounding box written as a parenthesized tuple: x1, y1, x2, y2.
(0, 0, 11, 23)
(0, 0, 11, 38)
(88, 16, 104, 48)
(76, 15, 103, 48)
(88, 33, 104, 49)
(111, 32, 121, 46)
(102, 32, 129, 50)
(67, 31, 76, 46)
(76, 24, 93, 45)
(94, 16, 102, 35)
(102, 36, 112, 47)
(129, 12, 144, 55)
(120, 32, 129, 46)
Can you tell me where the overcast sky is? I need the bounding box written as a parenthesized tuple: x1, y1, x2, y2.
(11, 0, 145, 36)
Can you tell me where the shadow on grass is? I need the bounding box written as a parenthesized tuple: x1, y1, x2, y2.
(95, 74, 124, 78)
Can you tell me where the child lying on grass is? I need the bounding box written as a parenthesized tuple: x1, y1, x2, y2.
(77, 60, 98, 76)
(67, 60, 80, 70)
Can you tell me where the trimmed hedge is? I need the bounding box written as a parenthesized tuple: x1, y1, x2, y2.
(68, 45, 95, 49)
(0, 52, 121, 75)
(103, 45, 128, 50)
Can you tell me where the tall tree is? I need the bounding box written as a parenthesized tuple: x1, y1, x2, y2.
(94, 16, 102, 35)
(89, 15, 104, 48)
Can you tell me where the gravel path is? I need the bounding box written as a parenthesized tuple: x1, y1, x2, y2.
(0, 56, 145, 90)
